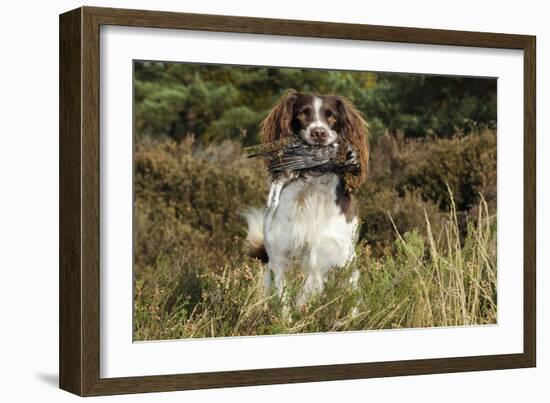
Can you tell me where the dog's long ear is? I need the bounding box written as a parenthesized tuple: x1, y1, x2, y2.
(260, 90, 297, 143)
(337, 96, 370, 186)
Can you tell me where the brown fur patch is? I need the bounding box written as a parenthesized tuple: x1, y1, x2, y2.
(335, 179, 357, 223)
(259, 90, 298, 144)
(248, 243, 269, 263)
(336, 96, 370, 190)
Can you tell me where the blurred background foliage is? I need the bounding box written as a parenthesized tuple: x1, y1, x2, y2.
(135, 62, 496, 145)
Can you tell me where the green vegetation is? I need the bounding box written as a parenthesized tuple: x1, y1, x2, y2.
(133, 62, 497, 340)
(134, 62, 496, 144)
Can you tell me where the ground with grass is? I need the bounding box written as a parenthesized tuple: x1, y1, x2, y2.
(133, 133, 497, 340)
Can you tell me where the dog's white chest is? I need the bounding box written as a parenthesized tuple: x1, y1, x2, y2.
(264, 173, 357, 274)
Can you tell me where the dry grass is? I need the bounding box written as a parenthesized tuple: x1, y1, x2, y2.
(134, 171, 497, 340)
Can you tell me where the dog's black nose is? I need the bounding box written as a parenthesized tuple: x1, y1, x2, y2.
(311, 128, 328, 143)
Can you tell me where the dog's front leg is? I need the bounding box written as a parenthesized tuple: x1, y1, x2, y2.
(267, 259, 287, 299)
(262, 267, 272, 297)
(266, 259, 293, 319)
(297, 273, 324, 308)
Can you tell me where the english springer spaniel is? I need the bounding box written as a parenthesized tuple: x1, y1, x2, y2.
(244, 91, 369, 307)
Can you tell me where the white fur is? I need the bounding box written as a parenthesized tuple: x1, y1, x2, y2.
(246, 173, 358, 307)
(242, 207, 265, 252)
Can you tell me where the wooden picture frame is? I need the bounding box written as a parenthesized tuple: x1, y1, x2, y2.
(59, 6, 536, 396)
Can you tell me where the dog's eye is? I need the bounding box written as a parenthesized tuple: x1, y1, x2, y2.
(297, 112, 306, 120)
(327, 115, 337, 124)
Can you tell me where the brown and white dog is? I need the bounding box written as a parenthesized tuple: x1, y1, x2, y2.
(244, 91, 369, 307)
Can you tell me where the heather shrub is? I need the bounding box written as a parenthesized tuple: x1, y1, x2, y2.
(356, 187, 443, 254)
(134, 137, 267, 269)
(354, 130, 496, 252)
(400, 130, 497, 211)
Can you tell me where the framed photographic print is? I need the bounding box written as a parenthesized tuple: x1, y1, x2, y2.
(59, 6, 536, 396)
